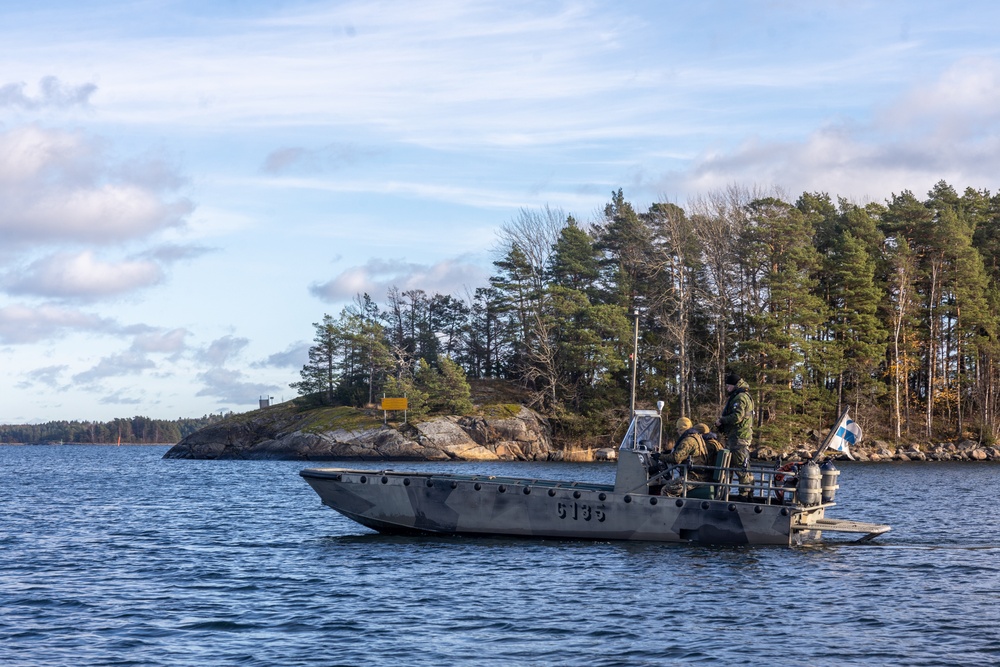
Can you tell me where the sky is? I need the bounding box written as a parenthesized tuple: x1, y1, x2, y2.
(3, 0, 1000, 424)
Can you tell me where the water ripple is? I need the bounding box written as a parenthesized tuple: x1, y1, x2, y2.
(3, 448, 1000, 666)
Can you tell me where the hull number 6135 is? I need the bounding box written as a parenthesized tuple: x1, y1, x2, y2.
(557, 501, 606, 522)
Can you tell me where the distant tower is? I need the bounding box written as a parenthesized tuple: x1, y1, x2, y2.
(259, 395, 272, 409)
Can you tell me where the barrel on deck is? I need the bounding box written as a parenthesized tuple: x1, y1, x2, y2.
(796, 462, 822, 506)
(820, 460, 840, 503)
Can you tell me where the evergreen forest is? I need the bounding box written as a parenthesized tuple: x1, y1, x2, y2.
(294, 181, 1000, 450)
(0, 414, 228, 445)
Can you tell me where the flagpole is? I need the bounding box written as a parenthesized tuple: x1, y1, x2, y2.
(811, 408, 850, 463)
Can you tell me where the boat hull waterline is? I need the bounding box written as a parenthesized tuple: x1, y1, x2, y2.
(300, 467, 828, 546)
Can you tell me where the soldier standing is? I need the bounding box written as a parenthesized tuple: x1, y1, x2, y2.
(716, 371, 754, 500)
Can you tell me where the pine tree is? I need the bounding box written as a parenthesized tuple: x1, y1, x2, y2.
(433, 356, 474, 415)
(593, 188, 651, 307)
(342, 312, 394, 407)
(548, 221, 600, 292)
(465, 286, 513, 379)
(967, 189, 1000, 440)
(884, 236, 919, 440)
(429, 293, 470, 360)
(971, 190, 1000, 283)
(523, 216, 632, 418)
(490, 244, 539, 377)
(290, 314, 340, 404)
(884, 190, 937, 437)
(827, 231, 888, 413)
(740, 197, 828, 426)
(945, 201, 995, 438)
(383, 366, 430, 419)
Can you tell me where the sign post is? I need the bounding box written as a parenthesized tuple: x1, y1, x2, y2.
(381, 395, 409, 423)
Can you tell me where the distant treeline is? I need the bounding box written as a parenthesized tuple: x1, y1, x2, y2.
(294, 182, 1000, 448)
(0, 414, 228, 444)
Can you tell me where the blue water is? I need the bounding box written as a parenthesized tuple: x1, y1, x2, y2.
(2, 445, 1000, 666)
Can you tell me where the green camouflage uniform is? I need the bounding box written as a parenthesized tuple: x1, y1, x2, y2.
(719, 379, 754, 492)
(666, 428, 709, 481)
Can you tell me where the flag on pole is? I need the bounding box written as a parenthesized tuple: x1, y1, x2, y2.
(825, 410, 861, 460)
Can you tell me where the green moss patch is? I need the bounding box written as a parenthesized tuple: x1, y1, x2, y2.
(300, 406, 383, 434)
(478, 403, 522, 419)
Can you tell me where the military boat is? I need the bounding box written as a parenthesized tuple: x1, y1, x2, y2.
(300, 406, 890, 546)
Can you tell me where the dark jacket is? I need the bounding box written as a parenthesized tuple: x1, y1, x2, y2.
(719, 379, 754, 445)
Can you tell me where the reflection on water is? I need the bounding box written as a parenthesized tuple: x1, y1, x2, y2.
(2, 446, 1000, 666)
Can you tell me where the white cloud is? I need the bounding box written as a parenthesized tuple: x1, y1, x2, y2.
(197, 335, 250, 367)
(98, 388, 144, 406)
(72, 350, 155, 384)
(310, 256, 489, 303)
(0, 304, 118, 344)
(672, 57, 1000, 203)
(4, 250, 164, 299)
(253, 341, 309, 369)
(0, 125, 192, 246)
(131, 327, 189, 355)
(885, 57, 1000, 135)
(195, 367, 280, 404)
(15, 364, 67, 389)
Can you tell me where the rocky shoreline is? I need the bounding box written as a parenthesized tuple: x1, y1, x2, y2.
(162, 403, 554, 461)
(754, 439, 1000, 463)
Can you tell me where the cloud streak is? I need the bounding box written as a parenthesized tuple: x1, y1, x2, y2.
(262, 143, 381, 174)
(15, 365, 68, 390)
(72, 351, 156, 384)
(311, 257, 489, 303)
(197, 335, 250, 367)
(98, 389, 144, 406)
(253, 342, 309, 369)
(195, 367, 280, 405)
(0, 304, 119, 344)
(0, 76, 96, 110)
(131, 328, 189, 355)
(4, 2, 651, 147)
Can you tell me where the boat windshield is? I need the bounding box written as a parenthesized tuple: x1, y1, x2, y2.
(619, 410, 662, 452)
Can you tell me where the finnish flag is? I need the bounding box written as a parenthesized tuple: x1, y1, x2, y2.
(827, 411, 861, 460)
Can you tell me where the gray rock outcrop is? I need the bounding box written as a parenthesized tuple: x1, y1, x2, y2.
(163, 405, 552, 461)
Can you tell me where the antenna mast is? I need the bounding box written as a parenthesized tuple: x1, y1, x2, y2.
(630, 307, 639, 415)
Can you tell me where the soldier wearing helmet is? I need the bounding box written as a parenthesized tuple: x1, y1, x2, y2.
(665, 416, 709, 476)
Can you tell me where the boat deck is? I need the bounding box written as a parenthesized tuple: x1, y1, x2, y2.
(803, 517, 892, 541)
(303, 468, 616, 492)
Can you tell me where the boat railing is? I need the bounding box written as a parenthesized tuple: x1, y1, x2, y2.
(365, 470, 616, 492)
(650, 461, 817, 505)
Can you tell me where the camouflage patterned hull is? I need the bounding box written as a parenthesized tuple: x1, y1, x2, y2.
(300, 467, 826, 546)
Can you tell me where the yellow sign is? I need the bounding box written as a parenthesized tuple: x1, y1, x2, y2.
(381, 397, 408, 411)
